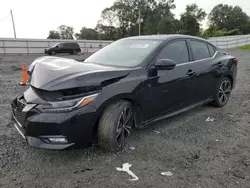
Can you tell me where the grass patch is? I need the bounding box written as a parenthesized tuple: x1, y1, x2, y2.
(233, 45, 250, 50)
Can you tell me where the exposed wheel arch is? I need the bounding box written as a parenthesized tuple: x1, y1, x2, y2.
(226, 75, 233, 86)
(92, 95, 144, 139)
(97, 100, 134, 151)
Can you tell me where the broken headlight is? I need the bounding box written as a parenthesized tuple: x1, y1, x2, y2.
(36, 93, 99, 113)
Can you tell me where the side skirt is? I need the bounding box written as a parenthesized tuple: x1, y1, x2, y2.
(142, 98, 213, 128)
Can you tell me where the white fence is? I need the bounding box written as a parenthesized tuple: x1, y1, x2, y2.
(0, 38, 113, 55)
(208, 34, 250, 49)
(0, 35, 250, 55)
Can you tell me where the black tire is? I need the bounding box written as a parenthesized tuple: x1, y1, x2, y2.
(51, 51, 56, 55)
(213, 77, 232, 107)
(98, 100, 134, 151)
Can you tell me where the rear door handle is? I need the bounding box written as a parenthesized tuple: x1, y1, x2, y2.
(186, 70, 196, 76)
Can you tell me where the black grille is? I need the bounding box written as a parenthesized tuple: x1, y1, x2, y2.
(12, 96, 26, 125)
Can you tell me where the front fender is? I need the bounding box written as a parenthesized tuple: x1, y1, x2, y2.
(90, 77, 150, 126)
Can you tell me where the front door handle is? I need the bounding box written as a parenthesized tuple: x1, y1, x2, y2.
(186, 69, 196, 76)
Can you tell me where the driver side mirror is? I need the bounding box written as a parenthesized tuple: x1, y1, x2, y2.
(154, 59, 176, 70)
(56, 45, 60, 48)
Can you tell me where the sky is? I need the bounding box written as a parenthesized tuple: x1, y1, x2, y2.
(0, 0, 250, 39)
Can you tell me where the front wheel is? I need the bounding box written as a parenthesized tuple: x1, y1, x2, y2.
(213, 77, 232, 107)
(98, 100, 134, 151)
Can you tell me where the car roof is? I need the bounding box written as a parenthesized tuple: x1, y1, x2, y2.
(60, 42, 78, 44)
(124, 34, 200, 40)
(123, 34, 215, 47)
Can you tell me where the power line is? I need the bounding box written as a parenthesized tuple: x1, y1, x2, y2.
(10, 10, 16, 38)
(0, 13, 10, 22)
(0, 10, 17, 38)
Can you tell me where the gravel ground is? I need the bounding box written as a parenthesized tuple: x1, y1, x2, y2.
(0, 52, 249, 188)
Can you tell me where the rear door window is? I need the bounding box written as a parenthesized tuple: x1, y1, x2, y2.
(65, 43, 71, 49)
(64, 43, 68, 48)
(189, 40, 210, 60)
(157, 40, 190, 64)
(70, 43, 78, 48)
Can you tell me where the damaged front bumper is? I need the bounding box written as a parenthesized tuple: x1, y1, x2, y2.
(12, 111, 74, 150)
(11, 96, 97, 150)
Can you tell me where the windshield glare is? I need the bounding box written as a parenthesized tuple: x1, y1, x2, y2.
(52, 43, 60, 48)
(84, 39, 162, 67)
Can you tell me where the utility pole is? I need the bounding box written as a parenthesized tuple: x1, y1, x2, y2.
(10, 10, 16, 38)
(139, 10, 141, 36)
(137, 10, 143, 36)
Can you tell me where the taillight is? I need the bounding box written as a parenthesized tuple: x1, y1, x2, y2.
(233, 58, 238, 63)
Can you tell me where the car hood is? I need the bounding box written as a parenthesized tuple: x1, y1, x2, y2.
(29, 56, 132, 91)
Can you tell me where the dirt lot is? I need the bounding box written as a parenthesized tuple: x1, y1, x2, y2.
(0, 52, 249, 188)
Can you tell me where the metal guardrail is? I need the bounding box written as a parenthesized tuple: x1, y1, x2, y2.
(208, 34, 250, 49)
(0, 38, 113, 55)
(0, 35, 250, 55)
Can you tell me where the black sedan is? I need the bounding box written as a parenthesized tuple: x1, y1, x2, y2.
(11, 35, 238, 151)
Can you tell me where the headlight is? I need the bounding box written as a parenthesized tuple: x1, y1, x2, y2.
(36, 93, 99, 113)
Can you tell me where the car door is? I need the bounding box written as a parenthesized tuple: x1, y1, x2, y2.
(148, 40, 195, 119)
(62, 43, 69, 53)
(67, 43, 73, 53)
(57, 43, 65, 53)
(187, 40, 218, 102)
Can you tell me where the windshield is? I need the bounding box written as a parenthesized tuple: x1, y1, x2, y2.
(52, 43, 60, 48)
(84, 39, 162, 67)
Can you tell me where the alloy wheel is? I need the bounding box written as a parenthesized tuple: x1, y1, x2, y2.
(218, 79, 232, 105)
(116, 106, 133, 147)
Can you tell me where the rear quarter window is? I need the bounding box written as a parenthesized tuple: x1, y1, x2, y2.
(75, 43, 80, 48)
(62, 43, 69, 48)
(70, 43, 78, 48)
(208, 44, 216, 57)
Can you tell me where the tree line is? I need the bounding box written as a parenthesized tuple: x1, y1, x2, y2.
(47, 0, 250, 40)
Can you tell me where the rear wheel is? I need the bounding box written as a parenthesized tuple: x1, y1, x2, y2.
(98, 100, 134, 151)
(213, 77, 232, 107)
(72, 50, 77, 55)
